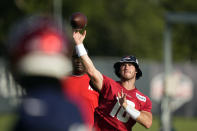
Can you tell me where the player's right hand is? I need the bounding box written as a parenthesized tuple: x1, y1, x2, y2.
(73, 30, 86, 45)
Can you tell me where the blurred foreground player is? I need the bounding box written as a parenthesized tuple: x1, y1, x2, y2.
(73, 30, 152, 131)
(6, 15, 87, 131)
(62, 50, 99, 129)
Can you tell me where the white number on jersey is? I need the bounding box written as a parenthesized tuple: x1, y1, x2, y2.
(110, 97, 135, 123)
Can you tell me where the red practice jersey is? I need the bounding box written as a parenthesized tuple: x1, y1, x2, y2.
(94, 75, 152, 131)
(62, 74, 99, 128)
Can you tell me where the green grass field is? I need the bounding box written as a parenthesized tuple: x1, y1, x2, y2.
(0, 113, 18, 131)
(0, 113, 197, 131)
(133, 116, 197, 131)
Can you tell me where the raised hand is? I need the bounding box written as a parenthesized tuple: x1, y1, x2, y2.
(73, 30, 86, 45)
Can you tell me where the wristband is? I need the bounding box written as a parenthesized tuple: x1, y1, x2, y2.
(125, 105, 140, 120)
(75, 44, 87, 57)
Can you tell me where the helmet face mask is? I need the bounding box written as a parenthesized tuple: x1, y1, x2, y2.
(114, 56, 142, 80)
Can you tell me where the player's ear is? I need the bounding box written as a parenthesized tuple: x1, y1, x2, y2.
(135, 67, 138, 73)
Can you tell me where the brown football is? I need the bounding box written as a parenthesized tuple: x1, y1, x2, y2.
(70, 12, 87, 29)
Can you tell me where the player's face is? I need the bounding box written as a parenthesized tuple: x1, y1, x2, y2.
(72, 57, 85, 75)
(119, 63, 137, 80)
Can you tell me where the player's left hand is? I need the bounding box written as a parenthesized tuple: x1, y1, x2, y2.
(118, 89, 128, 109)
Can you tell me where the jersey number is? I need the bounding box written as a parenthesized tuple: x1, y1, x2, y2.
(110, 98, 135, 123)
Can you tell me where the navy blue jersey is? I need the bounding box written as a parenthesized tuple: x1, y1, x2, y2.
(14, 80, 85, 131)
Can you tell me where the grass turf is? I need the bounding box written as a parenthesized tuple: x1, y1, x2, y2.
(133, 116, 197, 131)
(0, 114, 197, 131)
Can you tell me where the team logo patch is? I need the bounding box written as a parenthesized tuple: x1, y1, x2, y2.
(136, 93, 146, 102)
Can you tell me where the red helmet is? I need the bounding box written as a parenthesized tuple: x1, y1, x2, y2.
(7, 15, 72, 79)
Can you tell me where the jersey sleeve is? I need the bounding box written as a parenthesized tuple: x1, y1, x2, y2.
(142, 96, 152, 113)
(100, 75, 110, 95)
(100, 75, 116, 98)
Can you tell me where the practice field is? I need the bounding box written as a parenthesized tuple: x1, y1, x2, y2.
(0, 114, 197, 131)
(133, 116, 197, 131)
(0, 113, 18, 131)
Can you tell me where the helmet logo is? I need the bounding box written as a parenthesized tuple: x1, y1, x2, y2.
(121, 56, 139, 64)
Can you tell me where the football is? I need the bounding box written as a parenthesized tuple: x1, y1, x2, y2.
(70, 12, 87, 29)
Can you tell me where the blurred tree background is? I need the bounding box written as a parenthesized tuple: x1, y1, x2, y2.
(0, 0, 197, 62)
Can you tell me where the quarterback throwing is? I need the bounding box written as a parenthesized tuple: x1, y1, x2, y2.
(73, 30, 152, 131)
